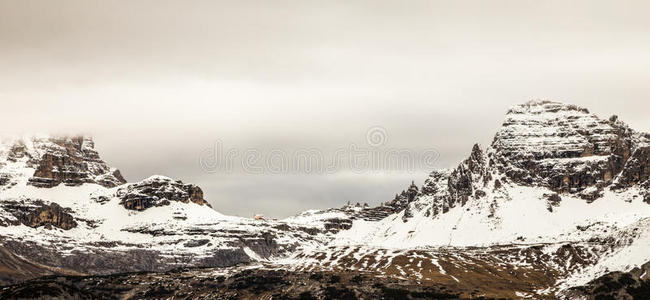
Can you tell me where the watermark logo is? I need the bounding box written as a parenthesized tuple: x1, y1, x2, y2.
(199, 126, 439, 175)
(365, 126, 387, 147)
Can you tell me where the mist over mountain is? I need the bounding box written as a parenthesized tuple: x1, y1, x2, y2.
(2, 1, 650, 298)
(1, 101, 649, 298)
(3, 1, 650, 220)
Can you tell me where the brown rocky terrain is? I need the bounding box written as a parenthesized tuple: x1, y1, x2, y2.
(563, 260, 650, 299)
(0, 266, 498, 300)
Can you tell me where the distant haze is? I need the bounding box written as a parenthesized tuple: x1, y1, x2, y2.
(1, 1, 649, 217)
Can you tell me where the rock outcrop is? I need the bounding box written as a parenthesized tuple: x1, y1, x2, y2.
(401, 181, 419, 221)
(18, 203, 77, 230)
(323, 218, 353, 232)
(565, 260, 650, 299)
(117, 176, 206, 211)
(616, 146, 650, 186)
(417, 143, 491, 218)
(0, 174, 10, 187)
(29, 136, 126, 188)
(0, 135, 126, 188)
(0, 200, 77, 230)
(491, 100, 648, 198)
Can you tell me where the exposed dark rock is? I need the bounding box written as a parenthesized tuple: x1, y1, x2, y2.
(0, 174, 9, 186)
(494, 179, 502, 190)
(323, 218, 353, 232)
(0, 239, 250, 278)
(406, 181, 419, 203)
(0, 267, 466, 300)
(272, 224, 321, 236)
(91, 195, 110, 205)
(344, 204, 395, 222)
(418, 144, 489, 218)
(24, 136, 126, 188)
(565, 260, 650, 299)
(117, 176, 206, 211)
(449, 144, 488, 207)
(491, 101, 648, 199)
(5, 141, 31, 162)
(1, 200, 77, 230)
(544, 193, 562, 212)
(401, 181, 419, 222)
(616, 146, 650, 188)
(18, 203, 77, 230)
(183, 239, 210, 248)
(239, 232, 279, 258)
(448, 164, 474, 208)
(579, 187, 604, 203)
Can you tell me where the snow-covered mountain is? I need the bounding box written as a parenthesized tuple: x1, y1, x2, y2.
(335, 100, 650, 247)
(281, 100, 650, 297)
(1, 100, 649, 298)
(0, 135, 334, 281)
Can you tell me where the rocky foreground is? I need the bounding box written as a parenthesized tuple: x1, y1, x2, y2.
(3, 263, 650, 300)
(0, 266, 517, 300)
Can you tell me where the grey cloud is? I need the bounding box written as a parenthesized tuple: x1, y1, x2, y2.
(1, 0, 649, 217)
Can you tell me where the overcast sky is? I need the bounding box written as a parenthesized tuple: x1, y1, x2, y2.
(1, 1, 649, 218)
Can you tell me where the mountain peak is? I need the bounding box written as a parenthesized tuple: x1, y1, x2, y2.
(494, 100, 629, 159)
(116, 175, 207, 211)
(506, 99, 590, 115)
(0, 134, 126, 189)
(491, 100, 649, 199)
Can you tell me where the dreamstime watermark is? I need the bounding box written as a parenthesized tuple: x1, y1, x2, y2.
(199, 126, 439, 174)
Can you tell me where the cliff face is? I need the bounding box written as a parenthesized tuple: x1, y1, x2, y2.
(0, 199, 76, 230)
(406, 100, 650, 223)
(17, 202, 77, 230)
(415, 141, 492, 219)
(0, 135, 126, 188)
(491, 101, 648, 199)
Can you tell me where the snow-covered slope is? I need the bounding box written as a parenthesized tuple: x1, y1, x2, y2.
(331, 100, 650, 248)
(334, 185, 650, 248)
(0, 135, 333, 277)
(286, 100, 650, 296)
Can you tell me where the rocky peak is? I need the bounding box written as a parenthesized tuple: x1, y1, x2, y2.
(467, 143, 485, 174)
(445, 143, 490, 208)
(1, 135, 126, 188)
(490, 100, 648, 199)
(407, 181, 419, 201)
(409, 100, 650, 223)
(493, 100, 622, 160)
(116, 175, 207, 211)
